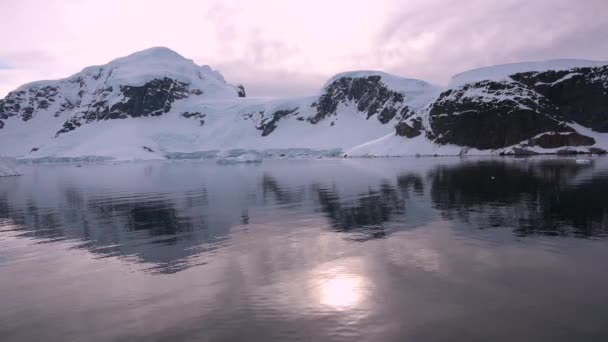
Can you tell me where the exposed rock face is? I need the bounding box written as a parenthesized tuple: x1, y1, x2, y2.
(422, 63, 608, 151)
(107, 78, 191, 119)
(428, 80, 572, 149)
(55, 118, 83, 137)
(237, 85, 246, 98)
(243, 72, 436, 137)
(557, 148, 583, 155)
(528, 132, 595, 149)
(0, 47, 243, 139)
(395, 118, 422, 138)
(54, 78, 194, 136)
(511, 65, 608, 132)
(510, 147, 539, 156)
(0, 85, 63, 126)
(181, 111, 206, 126)
(309, 75, 410, 124)
(257, 108, 299, 136)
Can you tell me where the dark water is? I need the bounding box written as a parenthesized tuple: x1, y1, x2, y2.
(1, 157, 608, 341)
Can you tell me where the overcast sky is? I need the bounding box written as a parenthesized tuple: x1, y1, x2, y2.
(1, 0, 607, 98)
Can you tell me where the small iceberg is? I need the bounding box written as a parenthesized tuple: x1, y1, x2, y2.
(217, 152, 263, 164)
(0, 156, 22, 177)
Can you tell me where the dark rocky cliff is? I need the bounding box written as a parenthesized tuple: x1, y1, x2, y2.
(423, 65, 608, 151)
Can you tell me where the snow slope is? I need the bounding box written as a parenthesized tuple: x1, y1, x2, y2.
(0, 52, 440, 160)
(0, 47, 245, 159)
(449, 59, 608, 87)
(350, 60, 608, 156)
(347, 132, 458, 157)
(322, 70, 440, 110)
(19, 95, 406, 160)
(17, 47, 240, 100)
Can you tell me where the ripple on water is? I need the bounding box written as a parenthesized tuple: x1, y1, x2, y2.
(1, 158, 608, 341)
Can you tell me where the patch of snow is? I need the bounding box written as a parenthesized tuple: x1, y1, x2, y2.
(0, 156, 21, 176)
(565, 122, 608, 149)
(347, 132, 463, 157)
(450, 59, 608, 87)
(534, 72, 582, 86)
(437, 82, 541, 109)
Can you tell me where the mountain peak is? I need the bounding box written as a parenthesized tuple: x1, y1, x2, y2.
(70, 47, 235, 92)
(13, 47, 237, 99)
(116, 47, 190, 64)
(450, 59, 608, 87)
(323, 70, 437, 93)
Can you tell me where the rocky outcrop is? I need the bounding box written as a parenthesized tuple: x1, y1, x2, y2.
(106, 78, 191, 119)
(0, 85, 63, 124)
(427, 80, 572, 149)
(257, 108, 299, 136)
(181, 112, 206, 126)
(528, 132, 595, 149)
(511, 65, 608, 132)
(510, 148, 539, 156)
(557, 148, 584, 155)
(237, 84, 246, 98)
(0, 47, 243, 140)
(309, 75, 411, 124)
(54, 78, 194, 136)
(421, 63, 608, 151)
(55, 118, 83, 137)
(395, 118, 422, 138)
(589, 147, 607, 154)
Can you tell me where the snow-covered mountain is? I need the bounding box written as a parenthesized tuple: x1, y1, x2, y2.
(1, 48, 607, 160)
(350, 60, 608, 156)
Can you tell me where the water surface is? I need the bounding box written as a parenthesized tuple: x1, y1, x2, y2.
(1, 157, 608, 341)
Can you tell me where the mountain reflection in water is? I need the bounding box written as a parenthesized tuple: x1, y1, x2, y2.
(1, 157, 608, 341)
(1, 158, 607, 273)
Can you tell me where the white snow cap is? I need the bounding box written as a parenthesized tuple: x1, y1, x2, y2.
(18, 47, 240, 99)
(323, 70, 434, 92)
(450, 59, 608, 87)
(322, 70, 441, 110)
(86, 47, 229, 85)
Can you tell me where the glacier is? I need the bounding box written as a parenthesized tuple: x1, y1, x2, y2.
(0, 157, 21, 176)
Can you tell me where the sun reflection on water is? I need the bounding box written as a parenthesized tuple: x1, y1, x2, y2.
(319, 275, 364, 309)
(311, 258, 369, 310)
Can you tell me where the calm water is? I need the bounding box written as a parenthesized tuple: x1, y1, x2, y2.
(1, 157, 608, 341)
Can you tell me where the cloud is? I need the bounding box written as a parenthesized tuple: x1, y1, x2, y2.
(368, 0, 608, 83)
(207, 44, 324, 98)
(213, 61, 326, 98)
(0, 0, 607, 97)
(0, 50, 58, 69)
